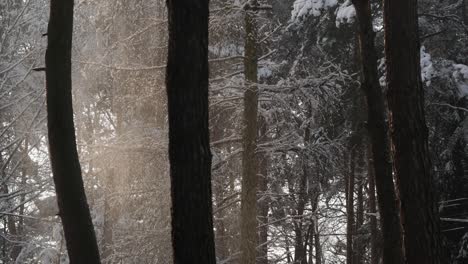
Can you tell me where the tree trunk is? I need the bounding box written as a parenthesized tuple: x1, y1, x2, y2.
(165, 0, 216, 263)
(347, 150, 356, 264)
(102, 169, 116, 263)
(45, 0, 101, 262)
(314, 228, 321, 264)
(354, 163, 364, 264)
(308, 222, 313, 264)
(367, 144, 379, 264)
(312, 194, 322, 264)
(383, 0, 443, 263)
(294, 171, 307, 264)
(351, 1, 405, 263)
(240, 1, 259, 264)
(258, 152, 269, 264)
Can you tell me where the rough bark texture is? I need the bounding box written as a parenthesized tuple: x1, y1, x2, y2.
(240, 3, 259, 264)
(45, 0, 101, 262)
(383, 0, 443, 263)
(351, 1, 405, 263)
(166, 0, 216, 263)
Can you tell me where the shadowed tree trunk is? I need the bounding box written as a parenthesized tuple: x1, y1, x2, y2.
(346, 149, 356, 264)
(165, 0, 216, 263)
(354, 160, 364, 264)
(384, 0, 443, 263)
(240, 1, 259, 263)
(45, 0, 101, 262)
(351, 1, 405, 263)
(293, 171, 307, 264)
(367, 144, 379, 264)
(307, 191, 322, 264)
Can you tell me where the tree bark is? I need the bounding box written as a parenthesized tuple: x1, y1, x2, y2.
(383, 0, 443, 263)
(351, 1, 405, 263)
(45, 0, 101, 263)
(346, 150, 356, 264)
(293, 171, 307, 264)
(311, 194, 322, 264)
(367, 144, 379, 264)
(354, 163, 364, 264)
(165, 0, 216, 263)
(240, 2, 259, 264)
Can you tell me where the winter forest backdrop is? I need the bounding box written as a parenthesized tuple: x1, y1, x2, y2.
(1, 0, 468, 263)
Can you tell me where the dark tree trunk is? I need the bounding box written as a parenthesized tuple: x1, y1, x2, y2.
(314, 227, 321, 264)
(165, 0, 216, 263)
(312, 194, 322, 264)
(285, 231, 293, 264)
(45, 0, 101, 263)
(351, 1, 405, 263)
(346, 150, 356, 264)
(354, 164, 364, 264)
(308, 222, 313, 264)
(367, 144, 379, 264)
(294, 171, 307, 264)
(240, 1, 259, 263)
(383, 0, 443, 263)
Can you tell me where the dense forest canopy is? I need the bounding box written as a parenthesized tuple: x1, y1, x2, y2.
(1, 0, 468, 263)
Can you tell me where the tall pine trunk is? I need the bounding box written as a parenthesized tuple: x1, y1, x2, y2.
(166, 0, 216, 263)
(352, 1, 405, 263)
(45, 0, 101, 262)
(240, 2, 259, 264)
(384, 0, 443, 263)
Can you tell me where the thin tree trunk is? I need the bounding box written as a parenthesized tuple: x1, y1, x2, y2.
(367, 144, 379, 264)
(240, 1, 259, 263)
(258, 152, 269, 264)
(384, 0, 443, 263)
(347, 150, 356, 264)
(294, 171, 307, 264)
(45, 0, 101, 262)
(165, 0, 216, 263)
(354, 164, 364, 264)
(312, 194, 321, 264)
(351, 1, 405, 263)
(308, 222, 314, 264)
(285, 230, 293, 264)
(314, 228, 321, 264)
(102, 169, 116, 263)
